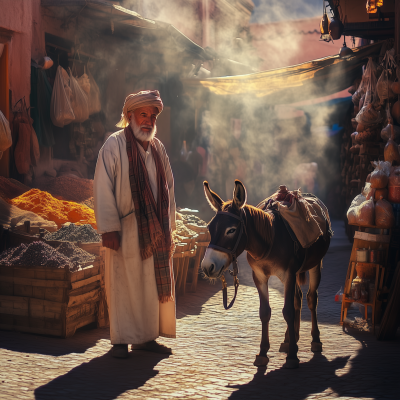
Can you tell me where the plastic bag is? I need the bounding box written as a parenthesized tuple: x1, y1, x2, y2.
(381, 123, 400, 142)
(87, 66, 101, 115)
(374, 187, 388, 200)
(347, 194, 366, 224)
(15, 123, 31, 174)
(355, 104, 382, 127)
(50, 66, 75, 127)
(0, 110, 12, 152)
(388, 166, 400, 186)
(69, 69, 89, 123)
(77, 73, 90, 96)
(376, 69, 394, 106)
(375, 198, 394, 228)
(355, 198, 375, 226)
(370, 161, 391, 188)
(352, 58, 377, 106)
(335, 286, 343, 303)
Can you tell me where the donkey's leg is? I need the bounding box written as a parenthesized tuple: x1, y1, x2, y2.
(253, 271, 271, 366)
(282, 272, 299, 369)
(307, 262, 322, 353)
(279, 282, 302, 353)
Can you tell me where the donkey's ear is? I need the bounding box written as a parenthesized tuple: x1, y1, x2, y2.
(233, 180, 247, 210)
(204, 181, 223, 212)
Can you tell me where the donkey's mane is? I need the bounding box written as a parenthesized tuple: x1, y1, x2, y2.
(222, 202, 274, 246)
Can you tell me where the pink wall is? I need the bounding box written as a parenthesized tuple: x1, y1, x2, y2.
(250, 17, 343, 72)
(0, 0, 33, 108)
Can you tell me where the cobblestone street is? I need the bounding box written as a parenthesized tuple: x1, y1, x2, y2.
(1, 221, 399, 400)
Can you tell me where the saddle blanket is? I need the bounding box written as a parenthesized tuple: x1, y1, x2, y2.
(257, 187, 332, 249)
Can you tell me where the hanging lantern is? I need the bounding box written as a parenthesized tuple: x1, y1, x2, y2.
(329, 18, 344, 40)
(366, 0, 383, 13)
(320, 12, 331, 41)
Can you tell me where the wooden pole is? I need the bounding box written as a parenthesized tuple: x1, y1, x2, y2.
(396, 0, 400, 58)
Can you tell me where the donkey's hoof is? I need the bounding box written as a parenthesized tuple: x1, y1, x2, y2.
(311, 341, 323, 353)
(279, 342, 289, 353)
(254, 355, 269, 366)
(283, 358, 299, 369)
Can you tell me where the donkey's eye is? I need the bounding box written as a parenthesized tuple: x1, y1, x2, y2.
(227, 228, 236, 235)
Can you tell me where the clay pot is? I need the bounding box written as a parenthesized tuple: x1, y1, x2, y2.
(391, 82, 400, 95)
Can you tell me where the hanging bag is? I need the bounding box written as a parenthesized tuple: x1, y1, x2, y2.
(87, 65, 101, 115)
(50, 66, 75, 127)
(69, 68, 89, 123)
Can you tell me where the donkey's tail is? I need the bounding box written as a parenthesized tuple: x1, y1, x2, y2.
(297, 272, 307, 286)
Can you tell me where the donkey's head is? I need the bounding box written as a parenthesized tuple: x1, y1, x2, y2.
(201, 180, 247, 280)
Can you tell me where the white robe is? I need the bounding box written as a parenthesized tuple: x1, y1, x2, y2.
(94, 129, 176, 345)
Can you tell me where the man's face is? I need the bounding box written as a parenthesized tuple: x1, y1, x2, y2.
(130, 106, 158, 142)
(132, 106, 158, 132)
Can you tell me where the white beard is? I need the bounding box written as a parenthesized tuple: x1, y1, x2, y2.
(130, 119, 157, 142)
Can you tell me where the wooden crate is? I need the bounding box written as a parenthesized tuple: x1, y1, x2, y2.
(0, 260, 102, 337)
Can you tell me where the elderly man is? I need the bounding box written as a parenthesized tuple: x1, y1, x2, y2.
(94, 90, 176, 359)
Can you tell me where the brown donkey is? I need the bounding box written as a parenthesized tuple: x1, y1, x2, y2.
(201, 180, 331, 369)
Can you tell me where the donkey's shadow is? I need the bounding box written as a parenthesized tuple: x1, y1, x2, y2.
(229, 353, 349, 400)
(229, 338, 400, 400)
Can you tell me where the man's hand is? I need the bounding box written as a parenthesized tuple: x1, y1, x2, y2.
(102, 231, 120, 251)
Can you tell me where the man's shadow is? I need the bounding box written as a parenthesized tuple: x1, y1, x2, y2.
(35, 350, 169, 400)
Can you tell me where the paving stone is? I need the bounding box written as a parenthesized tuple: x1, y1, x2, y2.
(0, 221, 399, 399)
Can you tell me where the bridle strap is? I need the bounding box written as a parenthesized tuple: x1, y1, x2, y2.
(207, 209, 246, 310)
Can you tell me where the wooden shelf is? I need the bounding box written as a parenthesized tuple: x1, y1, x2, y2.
(340, 223, 390, 328)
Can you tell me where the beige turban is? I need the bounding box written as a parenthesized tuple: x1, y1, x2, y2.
(116, 90, 164, 128)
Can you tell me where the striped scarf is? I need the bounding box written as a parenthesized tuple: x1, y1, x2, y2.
(125, 125, 174, 301)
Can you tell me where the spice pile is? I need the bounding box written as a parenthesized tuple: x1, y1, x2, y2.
(39, 176, 93, 203)
(56, 242, 95, 265)
(45, 223, 101, 242)
(0, 176, 29, 200)
(9, 189, 97, 229)
(0, 241, 79, 271)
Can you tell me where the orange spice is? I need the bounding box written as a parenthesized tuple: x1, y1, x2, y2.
(9, 189, 97, 229)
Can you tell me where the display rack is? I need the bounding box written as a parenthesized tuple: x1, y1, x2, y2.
(340, 224, 390, 328)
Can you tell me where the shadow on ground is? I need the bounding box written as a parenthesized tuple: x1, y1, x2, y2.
(34, 350, 169, 400)
(229, 329, 400, 400)
(0, 325, 107, 357)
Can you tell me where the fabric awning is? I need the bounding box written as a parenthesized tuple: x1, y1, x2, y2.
(185, 42, 382, 104)
(41, 0, 211, 60)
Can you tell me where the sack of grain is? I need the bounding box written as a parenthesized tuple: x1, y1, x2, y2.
(375, 198, 394, 228)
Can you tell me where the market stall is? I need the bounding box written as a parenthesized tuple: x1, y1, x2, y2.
(340, 42, 400, 333)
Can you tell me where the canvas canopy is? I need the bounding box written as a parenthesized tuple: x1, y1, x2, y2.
(186, 42, 382, 104)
